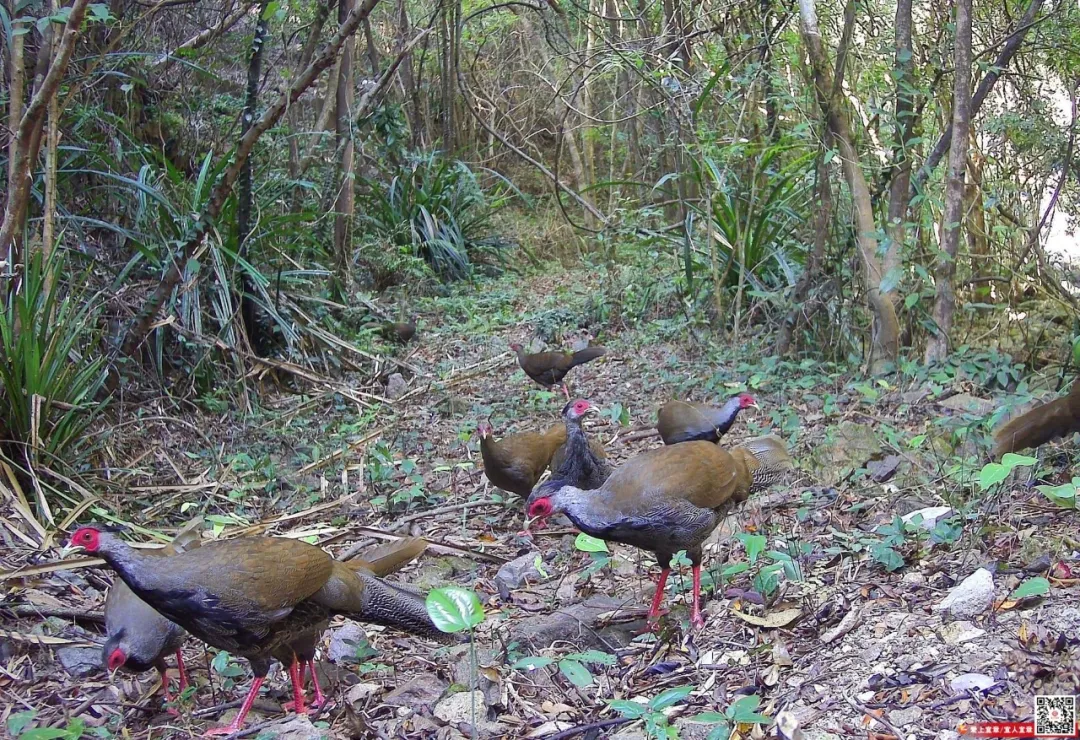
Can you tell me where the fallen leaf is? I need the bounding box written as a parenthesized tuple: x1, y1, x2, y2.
(732, 607, 802, 628)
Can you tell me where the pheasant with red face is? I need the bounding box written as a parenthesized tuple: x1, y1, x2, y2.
(66, 528, 451, 736)
(523, 436, 792, 630)
(527, 399, 610, 512)
(102, 517, 203, 713)
(511, 342, 606, 399)
(656, 394, 757, 445)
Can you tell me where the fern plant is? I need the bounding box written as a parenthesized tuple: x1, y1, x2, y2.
(0, 249, 109, 470)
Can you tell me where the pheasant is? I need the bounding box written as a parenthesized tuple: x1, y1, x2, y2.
(511, 342, 606, 400)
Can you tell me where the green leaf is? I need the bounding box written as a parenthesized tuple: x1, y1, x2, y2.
(565, 649, 616, 665)
(19, 731, 70, 740)
(737, 533, 767, 564)
(977, 462, 1009, 490)
(7, 712, 36, 737)
(558, 658, 593, 687)
(1000, 453, 1037, 469)
(648, 685, 694, 711)
(1036, 482, 1077, 509)
(1010, 577, 1050, 600)
(425, 586, 483, 633)
(722, 562, 750, 576)
(728, 694, 769, 723)
(691, 712, 729, 723)
(575, 532, 609, 553)
(879, 266, 903, 294)
(608, 700, 649, 719)
(511, 656, 554, 671)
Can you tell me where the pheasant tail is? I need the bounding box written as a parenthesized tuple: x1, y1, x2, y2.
(992, 381, 1080, 459)
(568, 347, 606, 368)
(354, 572, 459, 644)
(731, 435, 793, 493)
(349, 537, 427, 577)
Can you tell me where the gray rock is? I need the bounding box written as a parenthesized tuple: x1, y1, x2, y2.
(495, 551, 546, 590)
(938, 393, 995, 416)
(675, 717, 725, 739)
(939, 621, 986, 645)
(57, 647, 102, 677)
(888, 706, 923, 726)
(804, 732, 843, 740)
(327, 623, 367, 664)
(345, 682, 381, 706)
(433, 691, 503, 736)
(449, 645, 500, 707)
(383, 673, 448, 711)
(386, 373, 408, 400)
(511, 595, 644, 650)
(808, 422, 882, 485)
(934, 569, 995, 620)
(867, 455, 902, 482)
(258, 715, 325, 740)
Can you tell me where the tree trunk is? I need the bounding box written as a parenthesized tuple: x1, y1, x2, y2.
(925, 0, 972, 364)
(885, 0, 914, 310)
(797, 0, 900, 373)
(121, 0, 376, 356)
(332, 0, 357, 300)
(238, 2, 270, 353)
(395, 0, 424, 148)
(911, 0, 1044, 197)
(0, 0, 94, 282)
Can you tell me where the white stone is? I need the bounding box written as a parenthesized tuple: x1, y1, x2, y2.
(940, 620, 986, 645)
(901, 506, 954, 530)
(934, 569, 994, 619)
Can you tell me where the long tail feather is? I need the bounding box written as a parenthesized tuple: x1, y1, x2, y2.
(354, 572, 459, 644)
(568, 346, 606, 368)
(347, 537, 427, 577)
(991, 382, 1080, 459)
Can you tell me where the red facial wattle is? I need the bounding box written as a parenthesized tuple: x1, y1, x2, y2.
(107, 648, 126, 672)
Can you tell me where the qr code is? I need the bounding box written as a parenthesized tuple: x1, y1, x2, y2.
(1036, 695, 1077, 737)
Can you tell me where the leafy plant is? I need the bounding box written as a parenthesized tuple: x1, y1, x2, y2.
(1036, 478, 1079, 509)
(0, 249, 109, 478)
(427, 586, 484, 739)
(978, 453, 1037, 490)
(608, 685, 696, 738)
(691, 694, 771, 740)
(511, 649, 615, 689)
(6, 709, 92, 740)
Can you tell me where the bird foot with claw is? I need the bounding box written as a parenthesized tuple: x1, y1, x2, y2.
(690, 614, 706, 631)
(204, 724, 243, 737)
(280, 700, 308, 715)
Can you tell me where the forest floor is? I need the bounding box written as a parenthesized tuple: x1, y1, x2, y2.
(2, 264, 1079, 740)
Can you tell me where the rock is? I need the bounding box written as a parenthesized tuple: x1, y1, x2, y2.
(57, 647, 102, 677)
(345, 682, 382, 706)
(496, 551, 547, 590)
(901, 506, 954, 530)
(808, 422, 882, 485)
(901, 388, 931, 405)
(611, 729, 649, 740)
(413, 556, 480, 591)
(950, 673, 995, 693)
(383, 673, 448, 711)
(934, 569, 995, 620)
(386, 373, 408, 400)
(448, 645, 500, 707)
(888, 706, 923, 726)
(327, 623, 367, 664)
(258, 715, 324, 740)
(867, 455, 902, 482)
(433, 691, 504, 737)
(804, 732, 843, 740)
(937, 393, 995, 416)
(675, 717, 723, 739)
(511, 595, 644, 650)
(939, 621, 986, 645)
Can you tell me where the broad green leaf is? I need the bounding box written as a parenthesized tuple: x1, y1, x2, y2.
(511, 656, 554, 671)
(6, 712, 36, 737)
(425, 586, 483, 633)
(648, 684, 694, 710)
(565, 649, 616, 665)
(1010, 577, 1050, 600)
(722, 562, 750, 576)
(558, 658, 593, 687)
(1000, 453, 1037, 469)
(977, 462, 1008, 490)
(691, 711, 729, 723)
(18, 731, 70, 740)
(737, 533, 767, 564)
(608, 699, 648, 719)
(575, 533, 609, 553)
(1036, 482, 1077, 509)
(728, 694, 769, 723)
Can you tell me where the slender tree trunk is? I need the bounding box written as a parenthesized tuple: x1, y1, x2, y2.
(797, 0, 900, 373)
(238, 2, 270, 352)
(885, 0, 914, 309)
(121, 0, 376, 355)
(911, 0, 1044, 197)
(925, 0, 972, 364)
(0, 0, 94, 283)
(332, 0, 357, 300)
(395, 0, 424, 147)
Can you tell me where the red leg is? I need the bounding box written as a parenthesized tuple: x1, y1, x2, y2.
(158, 665, 180, 717)
(204, 676, 264, 736)
(561, 384, 571, 401)
(646, 568, 671, 628)
(281, 658, 308, 715)
(307, 662, 327, 709)
(175, 650, 189, 692)
(690, 564, 706, 630)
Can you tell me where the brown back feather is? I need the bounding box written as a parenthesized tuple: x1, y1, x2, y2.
(992, 381, 1080, 459)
